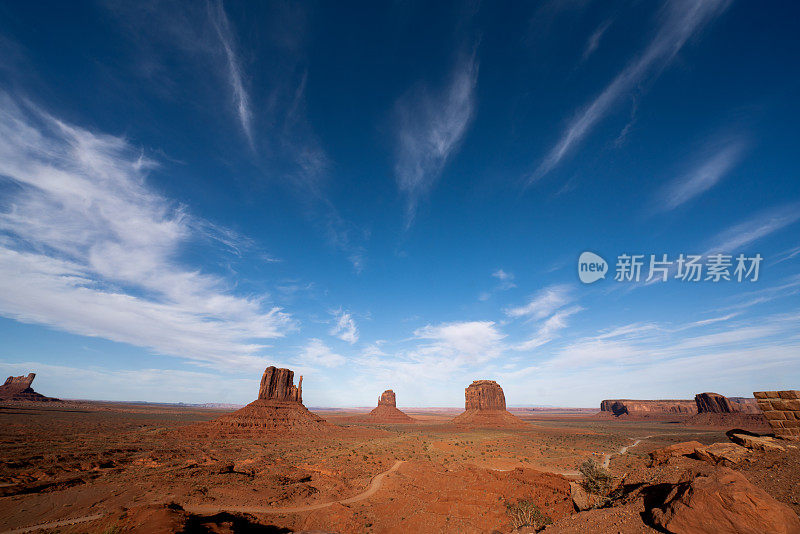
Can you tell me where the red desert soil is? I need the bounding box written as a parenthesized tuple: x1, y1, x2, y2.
(1, 402, 798, 533)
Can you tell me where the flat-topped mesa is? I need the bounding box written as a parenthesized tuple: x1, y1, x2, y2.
(600, 399, 697, 416)
(0, 372, 58, 402)
(258, 366, 302, 402)
(378, 389, 396, 407)
(367, 389, 414, 423)
(452, 379, 527, 427)
(464, 380, 506, 411)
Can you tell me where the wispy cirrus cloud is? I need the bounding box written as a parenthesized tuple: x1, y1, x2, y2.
(329, 308, 359, 344)
(505, 284, 573, 320)
(394, 51, 479, 226)
(528, 0, 731, 184)
(706, 202, 800, 253)
(0, 93, 291, 369)
(513, 305, 583, 351)
(655, 139, 744, 212)
(208, 0, 253, 147)
(581, 19, 612, 62)
(506, 284, 581, 351)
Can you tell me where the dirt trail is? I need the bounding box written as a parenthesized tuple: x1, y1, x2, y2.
(185, 459, 405, 515)
(601, 435, 652, 469)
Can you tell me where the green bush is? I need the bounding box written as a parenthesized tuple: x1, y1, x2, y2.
(505, 499, 553, 530)
(578, 458, 613, 495)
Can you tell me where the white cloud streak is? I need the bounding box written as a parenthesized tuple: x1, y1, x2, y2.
(706, 202, 800, 253)
(329, 308, 359, 344)
(505, 284, 573, 320)
(394, 52, 478, 226)
(528, 0, 730, 183)
(581, 19, 612, 62)
(656, 140, 744, 212)
(208, 0, 253, 146)
(0, 93, 291, 369)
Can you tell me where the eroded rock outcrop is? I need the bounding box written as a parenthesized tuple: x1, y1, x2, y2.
(452, 380, 527, 427)
(0, 373, 59, 402)
(600, 399, 697, 416)
(650, 468, 800, 534)
(214, 366, 327, 431)
(693, 392, 759, 414)
(258, 366, 302, 402)
(378, 389, 396, 407)
(367, 389, 415, 423)
(694, 392, 734, 413)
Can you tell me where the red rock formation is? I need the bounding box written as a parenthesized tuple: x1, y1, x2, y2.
(378, 389, 396, 407)
(214, 366, 327, 431)
(727, 396, 760, 414)
(452, 380, 527, 427)
(0, 373, 59, 402)
(465, 380, 506, 410)
(258, 366, 302, 402)
(695, 392, 734, 413)
(650, 468, 800, 533)
(600, 399, 697, 416)
(367, 390, 415, 423)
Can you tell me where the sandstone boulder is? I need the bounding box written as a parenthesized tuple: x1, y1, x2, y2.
(693, 442, 749, 467)
(727, 431, 785, 452)
(650, 467, 800, 534)
(649, 441, 705, 466)
(569, 481, 607, 511)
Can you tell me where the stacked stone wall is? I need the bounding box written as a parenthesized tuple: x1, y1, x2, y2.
(754, 390, 800, 440)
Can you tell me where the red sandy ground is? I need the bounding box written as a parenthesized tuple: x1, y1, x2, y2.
(0, 402, 795, 533)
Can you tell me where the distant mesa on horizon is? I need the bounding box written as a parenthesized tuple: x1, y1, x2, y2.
(0, 373, 59, 402)
(599, 392, 763, 425)
(451, 380, 528, 427)
(695, 392, 759, 414)
(212, 366, 329, 431)
(366, 389, 415, 423)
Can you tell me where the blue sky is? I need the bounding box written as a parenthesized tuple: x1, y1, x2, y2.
(0, 0, 798, 407)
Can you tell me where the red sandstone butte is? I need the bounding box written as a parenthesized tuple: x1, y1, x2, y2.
(0, 373, 59, 402)
(451, 380, 527, 427)
(214, 366, 328, 431)
(367, 389, 415, 423)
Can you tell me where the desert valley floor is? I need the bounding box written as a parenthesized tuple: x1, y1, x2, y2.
(1, 401, 798, 533)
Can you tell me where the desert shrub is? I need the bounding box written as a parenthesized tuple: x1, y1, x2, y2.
(505, 499, 553, 530)
(578, 458, 613, 495)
